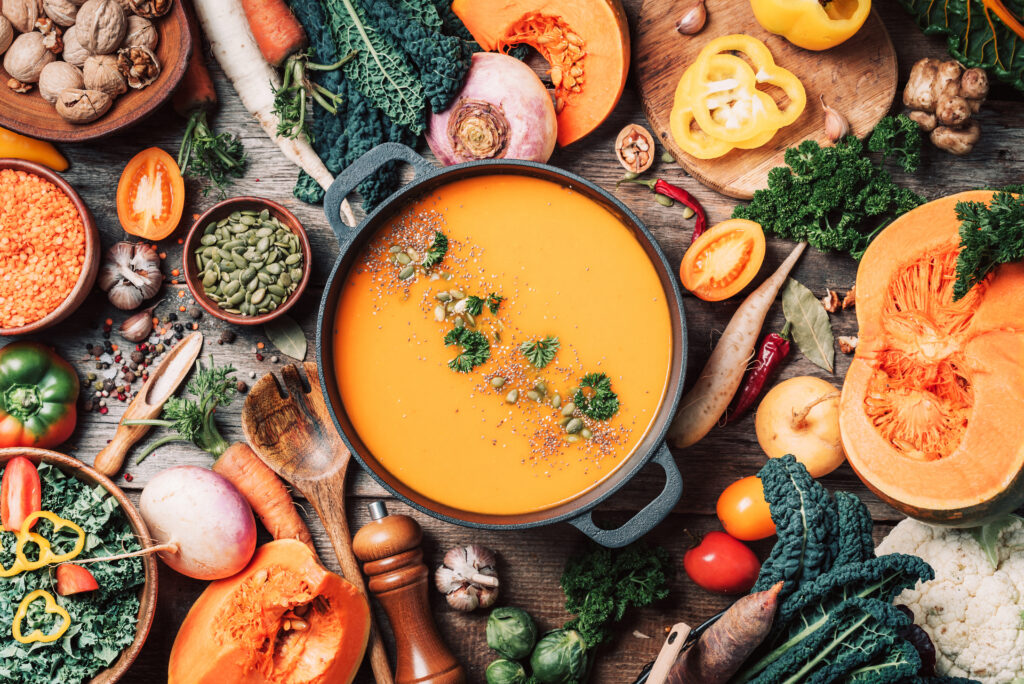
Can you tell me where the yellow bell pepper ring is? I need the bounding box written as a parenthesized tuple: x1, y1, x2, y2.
(12, 590, 71, 644)
(14, 510, 86, 572)
(750, 0, 872, 51)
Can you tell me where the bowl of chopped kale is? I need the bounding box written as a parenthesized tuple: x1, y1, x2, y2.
(0, 448, 157, 684)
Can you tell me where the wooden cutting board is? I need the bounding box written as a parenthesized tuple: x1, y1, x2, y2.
(635, 1, 898, 199)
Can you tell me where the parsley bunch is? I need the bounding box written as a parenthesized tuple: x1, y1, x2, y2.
(574, 373, 619, 420)
(444, 328, 490, 373)
(733, 133, 924, 259)
(465, 293, 504, 317)
(954, 190, 1024, 300)
(867, 114, 922, 173)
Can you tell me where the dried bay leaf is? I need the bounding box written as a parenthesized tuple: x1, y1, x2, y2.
(782, 278, 835, 373)
(265, 315, 307, 360)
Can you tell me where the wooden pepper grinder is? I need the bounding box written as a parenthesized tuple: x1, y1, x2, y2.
(353, 501, 466, 684)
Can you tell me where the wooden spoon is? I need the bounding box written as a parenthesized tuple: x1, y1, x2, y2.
(241, 362, 394, 684)
(94, 332, 203, 477)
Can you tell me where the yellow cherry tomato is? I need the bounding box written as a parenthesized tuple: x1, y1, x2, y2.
(717, 476, 776, 541)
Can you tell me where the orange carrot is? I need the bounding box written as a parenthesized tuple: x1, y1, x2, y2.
(213, 442, 315, 552)
(240, 0, 308, 67)
(173, 1, 217, 116)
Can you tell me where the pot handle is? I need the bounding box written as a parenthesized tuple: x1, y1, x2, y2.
(567, 444, 682, 548)
(323, 143, 435, 251)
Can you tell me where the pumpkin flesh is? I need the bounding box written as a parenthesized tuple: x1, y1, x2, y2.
(839, 191, 1024, 525)
(451, 0, 630, 147)
(168, 539, 370, 684)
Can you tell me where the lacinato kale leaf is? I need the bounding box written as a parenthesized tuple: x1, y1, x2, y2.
(834, 491, 876, 569)
(953, 190, 1024, 300)
(753, 455, 839, 601)
(0, 463, 144, 684)
(842, 640, 922, 683)
(732, 136, 924, 259)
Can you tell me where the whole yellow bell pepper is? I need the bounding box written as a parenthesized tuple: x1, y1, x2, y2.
(750, 0, 872, 51)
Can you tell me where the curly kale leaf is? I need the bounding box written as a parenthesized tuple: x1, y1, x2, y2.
(753, 455, 840, 600)
(867, 114, 922, 173)
(953, 191, 1024, 300)
(899, 0, 1024, 92)
(732, 137, 924, 259)
(834, 491, 876, 569)
(321, 0, 425, 132)
(839, 639, 922, 683)
(362, 0, 470, 113)
(561, 544, 670, 648)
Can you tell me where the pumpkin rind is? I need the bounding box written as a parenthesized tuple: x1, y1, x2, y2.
(451, 0, 630, 147)
(839, 191, 1024, 526)
(168, 539, 370, 684)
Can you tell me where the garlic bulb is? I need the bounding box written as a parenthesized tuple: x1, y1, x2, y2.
(98, 241, 162, 310)
(434, 544, 499, 612)
(821, 95, 850, 142)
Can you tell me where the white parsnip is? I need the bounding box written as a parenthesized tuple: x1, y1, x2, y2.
(191, 0, 354, 226)
(668, 241, 807, 449)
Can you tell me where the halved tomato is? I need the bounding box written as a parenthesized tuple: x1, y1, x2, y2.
(116, 147, 185, 241)
(680, 219, 766, 301)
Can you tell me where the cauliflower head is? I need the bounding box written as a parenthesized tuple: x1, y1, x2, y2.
(877, 517, 1024, 683)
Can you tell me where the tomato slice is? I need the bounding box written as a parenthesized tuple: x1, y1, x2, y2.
(56, 564, 100, 596)
(679, 218, 766, 301)
(116, 147, 186, 241)
(717, 475, 776, 541)
(1, 456, 41, 532)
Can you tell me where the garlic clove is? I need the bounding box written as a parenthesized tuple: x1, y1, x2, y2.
(118, 305, 156, 342)
(676, 0, 707, 35)
(821, 95, 850, 143)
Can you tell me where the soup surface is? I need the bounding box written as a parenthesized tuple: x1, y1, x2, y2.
(333, 174, 673, 515)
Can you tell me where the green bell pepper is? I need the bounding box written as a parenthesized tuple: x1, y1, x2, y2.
(0, 342, 79, 448)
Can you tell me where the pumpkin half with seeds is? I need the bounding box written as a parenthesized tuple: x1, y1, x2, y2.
(451, 0, 630, 147)
(839, 190, 1024, 526)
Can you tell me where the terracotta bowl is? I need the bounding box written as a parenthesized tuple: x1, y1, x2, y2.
(0, 447, 158, 684)
(0, 0, 192, 142)
(0, 158, 100, 336)
(183, 196, 312, 326)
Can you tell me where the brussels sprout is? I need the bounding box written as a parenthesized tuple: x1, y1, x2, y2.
(486, 607, 538, 660)
(530, 629, 588, 683)
(485, 658, 528, 684)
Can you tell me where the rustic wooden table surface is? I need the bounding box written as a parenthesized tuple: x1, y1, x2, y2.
(24, 3, 1023, 682)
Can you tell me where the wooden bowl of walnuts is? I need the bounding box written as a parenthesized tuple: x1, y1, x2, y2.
(0, 0, 191, 142)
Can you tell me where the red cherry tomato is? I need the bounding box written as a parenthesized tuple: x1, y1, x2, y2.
(717, 476, 776, 541)
(1, 456, 41, 532)
(684, 531, 761, 594)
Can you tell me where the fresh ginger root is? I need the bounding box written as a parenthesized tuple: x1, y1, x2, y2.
(903, 58, 988, 155)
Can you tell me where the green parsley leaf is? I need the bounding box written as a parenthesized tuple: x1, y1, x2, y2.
(867, 114, 922, 173)
(487, 293, 504, 314)
(422, 231, 448, 269)
(954, 191, 1024, 300)
(520, 336, 560, 368)
(464, 295, 485, 317)
(444, 327, 490, 373)
(574, 372, 620, 421)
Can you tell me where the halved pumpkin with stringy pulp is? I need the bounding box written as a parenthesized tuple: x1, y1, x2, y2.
(451, 0, 630, 147)
(839, 191, 1024, 526)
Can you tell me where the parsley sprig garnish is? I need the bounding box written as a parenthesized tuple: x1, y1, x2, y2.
(464, 295, 485, 316)
(444, 327, 490, 373)
(422, 231, 448, 269)
(954, 190, 1024, 300)
(574, 373, 619, 420)
(521, 336, 559, 369)
(487, 293, 504, 314)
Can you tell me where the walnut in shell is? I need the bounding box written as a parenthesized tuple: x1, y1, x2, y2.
(42, 0, 75, 25)
(121, 14, 156, 50)
(75, 0, 124, 55)
(3, 31, 55, 83)
(62, 24, 93, 66)
(82, 53, 124, 96)
(127, 0, 169, 19)
(0, 16, 12, 55)
(38, 59, 82, 103)
(55, 87, 110, 123)
(2, 0, 39, 33)
(116, 44, 158, 88)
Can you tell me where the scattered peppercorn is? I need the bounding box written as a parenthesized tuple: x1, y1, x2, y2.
(236, 381, 248, 393)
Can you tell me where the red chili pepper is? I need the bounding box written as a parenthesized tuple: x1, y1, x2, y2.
(618, 175, 708, 239)
(727, 323, 792, 423)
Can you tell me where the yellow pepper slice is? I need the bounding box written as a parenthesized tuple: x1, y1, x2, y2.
(12, 590, 71, 644)
(14, 510, 86, 572)
(689, 35, 806, 143)
(0, 554, 29, 578)
(750, 0, 872, 51)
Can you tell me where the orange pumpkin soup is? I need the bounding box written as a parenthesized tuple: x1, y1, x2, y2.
(333, 174, 672, 515)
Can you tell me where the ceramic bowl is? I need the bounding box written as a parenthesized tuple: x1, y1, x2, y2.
(183, 196, 312, 326)
(0, 447, 158, 683)
(0, 158, 100, 336)
(0, 0, 192, 142)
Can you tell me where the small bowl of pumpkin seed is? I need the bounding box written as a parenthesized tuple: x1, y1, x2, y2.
(183, 196, 311, 325)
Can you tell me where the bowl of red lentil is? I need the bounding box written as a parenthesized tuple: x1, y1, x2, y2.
(0, 159, 100, 336)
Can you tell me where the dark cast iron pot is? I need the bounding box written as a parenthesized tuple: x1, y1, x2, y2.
(315, 143, 687, 548)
